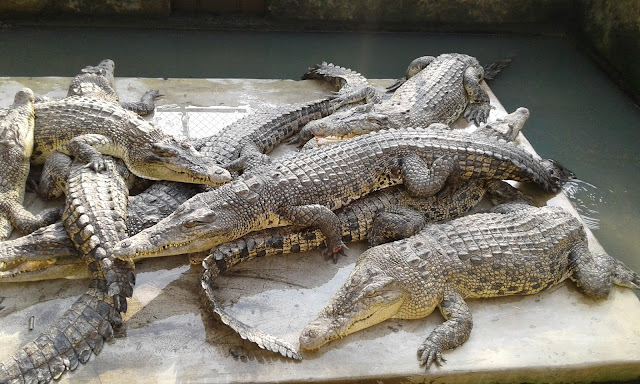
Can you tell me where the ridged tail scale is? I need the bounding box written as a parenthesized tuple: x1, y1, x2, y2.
(0, 156, 134, 383)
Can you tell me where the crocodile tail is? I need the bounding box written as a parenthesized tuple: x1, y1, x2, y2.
(0, 289, 121, 383)
(200, 277, 302, 360)
(612, 257, 640, 290)
(541, 159, 575, 192)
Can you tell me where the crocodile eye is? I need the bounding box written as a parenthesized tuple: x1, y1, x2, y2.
(183, 220, 206, 228)
(151, 143, 177, 157)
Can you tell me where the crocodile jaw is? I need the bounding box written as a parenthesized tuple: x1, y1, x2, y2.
(299, 265, 406, 350)
(112, 191, 238, 261)
(133, 137, 231, 187)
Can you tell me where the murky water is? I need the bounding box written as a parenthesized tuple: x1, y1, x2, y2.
(0, 27, 638, 272)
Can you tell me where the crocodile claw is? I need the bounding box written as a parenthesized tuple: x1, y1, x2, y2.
(324, 242, 348, 263)
(417, 340, 446, 369)
(463, 103, 491, 127)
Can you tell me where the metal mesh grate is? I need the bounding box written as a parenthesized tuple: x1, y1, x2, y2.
(152, 105, 250, 140)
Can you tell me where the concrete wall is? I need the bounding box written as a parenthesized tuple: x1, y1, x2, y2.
(1, 0, 639, 103)
(0, 0, 171, 16)
(574, 0, 640, 103)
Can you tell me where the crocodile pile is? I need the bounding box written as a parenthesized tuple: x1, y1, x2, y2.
(1, 53, 633, 382)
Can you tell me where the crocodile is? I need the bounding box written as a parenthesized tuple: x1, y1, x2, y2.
(111, 126, 573, 263)
(299, 204, 640, 368)
(31, 90, 231, 199)
(0, 88, 61, 240)
(291, 53, 493, 145)
(0, 154, 135, 383)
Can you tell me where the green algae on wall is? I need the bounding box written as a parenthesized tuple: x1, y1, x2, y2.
(576, 0, 640, 103)
(0, 0, 170, 16)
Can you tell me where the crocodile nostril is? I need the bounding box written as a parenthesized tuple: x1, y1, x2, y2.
(120, 240, 130, 248)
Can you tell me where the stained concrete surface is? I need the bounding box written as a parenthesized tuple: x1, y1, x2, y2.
(0, 77, 639, 383)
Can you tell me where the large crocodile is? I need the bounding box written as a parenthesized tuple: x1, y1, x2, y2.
(299, 204, 640, 368)
(291, 53, 493, 145)
(0, 88, 60, 240)
(111, 126, 573, 263)
(0, 154, 135, 383)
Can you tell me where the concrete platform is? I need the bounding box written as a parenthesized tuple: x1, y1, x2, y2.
(0, 77, 639, 383)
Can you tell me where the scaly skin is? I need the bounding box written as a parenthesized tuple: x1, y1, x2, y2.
(200, 178, 527, 359)
(112, 127, 573, 262)
(31, 94, 231, 192)
(198, 108, 532, 358)
(293, 54, 492, 143)
(0, 88, 60, 240)
(0, 155, 135, 383)
(0, 107, 532, 281)
(299, 204, 640, 368)
(0, 64, 375, 281)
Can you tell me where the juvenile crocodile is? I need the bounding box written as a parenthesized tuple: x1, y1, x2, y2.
(112, 126, 573, 263)
(291, 53, 492, 144)
(0, 88, 60, 240)
(299, 204, 640, 368)
(31, 92, 231, 199)
(0, 154, 135, 383)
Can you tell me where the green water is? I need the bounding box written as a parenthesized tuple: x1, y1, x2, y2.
(1, 27, 638, 271)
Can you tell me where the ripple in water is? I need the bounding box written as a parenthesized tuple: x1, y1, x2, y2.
(562, 179, 608, 230)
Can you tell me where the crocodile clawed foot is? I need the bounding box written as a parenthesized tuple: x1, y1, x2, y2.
(324, 242, 348, 263)
(417, 341, 446, 369)
(85, 157, 110, 173)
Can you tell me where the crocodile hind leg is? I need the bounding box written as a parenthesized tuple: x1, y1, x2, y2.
(120, 90, 162, 116)
(369, 206, 425, 246)
(277, 203, 346, 262)
(462, 65, 491, 126)
(417, 286, 473, 369)
(38, 152, 73, 199)
(569, 243, 638, 299)
(402, 154, 458, 197)
(1, 199, 62, 235)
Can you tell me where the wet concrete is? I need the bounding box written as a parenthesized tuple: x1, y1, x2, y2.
(0, 77, 639, 383)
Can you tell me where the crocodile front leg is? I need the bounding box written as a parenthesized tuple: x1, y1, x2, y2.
(277, 203, 346, 261)
(1, 200, 61, 235)
(417, 286, 473, 369)
(402, 154, 458, 197)
(462, 66, 491, 126)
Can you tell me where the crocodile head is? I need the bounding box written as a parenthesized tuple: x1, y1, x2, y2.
(0, 88, 35, 173)
(112, 186, 250, 261)
(0, 223, 88, 282)
(303, 103, 389, 142)
(0, 254, 88, 282)
(299, 260, 407, 350)
(130, 136, 232, 186)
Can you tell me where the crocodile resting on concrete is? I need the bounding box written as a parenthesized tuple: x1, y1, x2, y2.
(195, 107, 531, 358)
(31, 79, 231, 200)
(0, 154, 135, 383)
(111, 125, 573, 263)
(299, 204, 640, 368)
(292, 53, 492, 144)
(0, 88, 61, 240)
